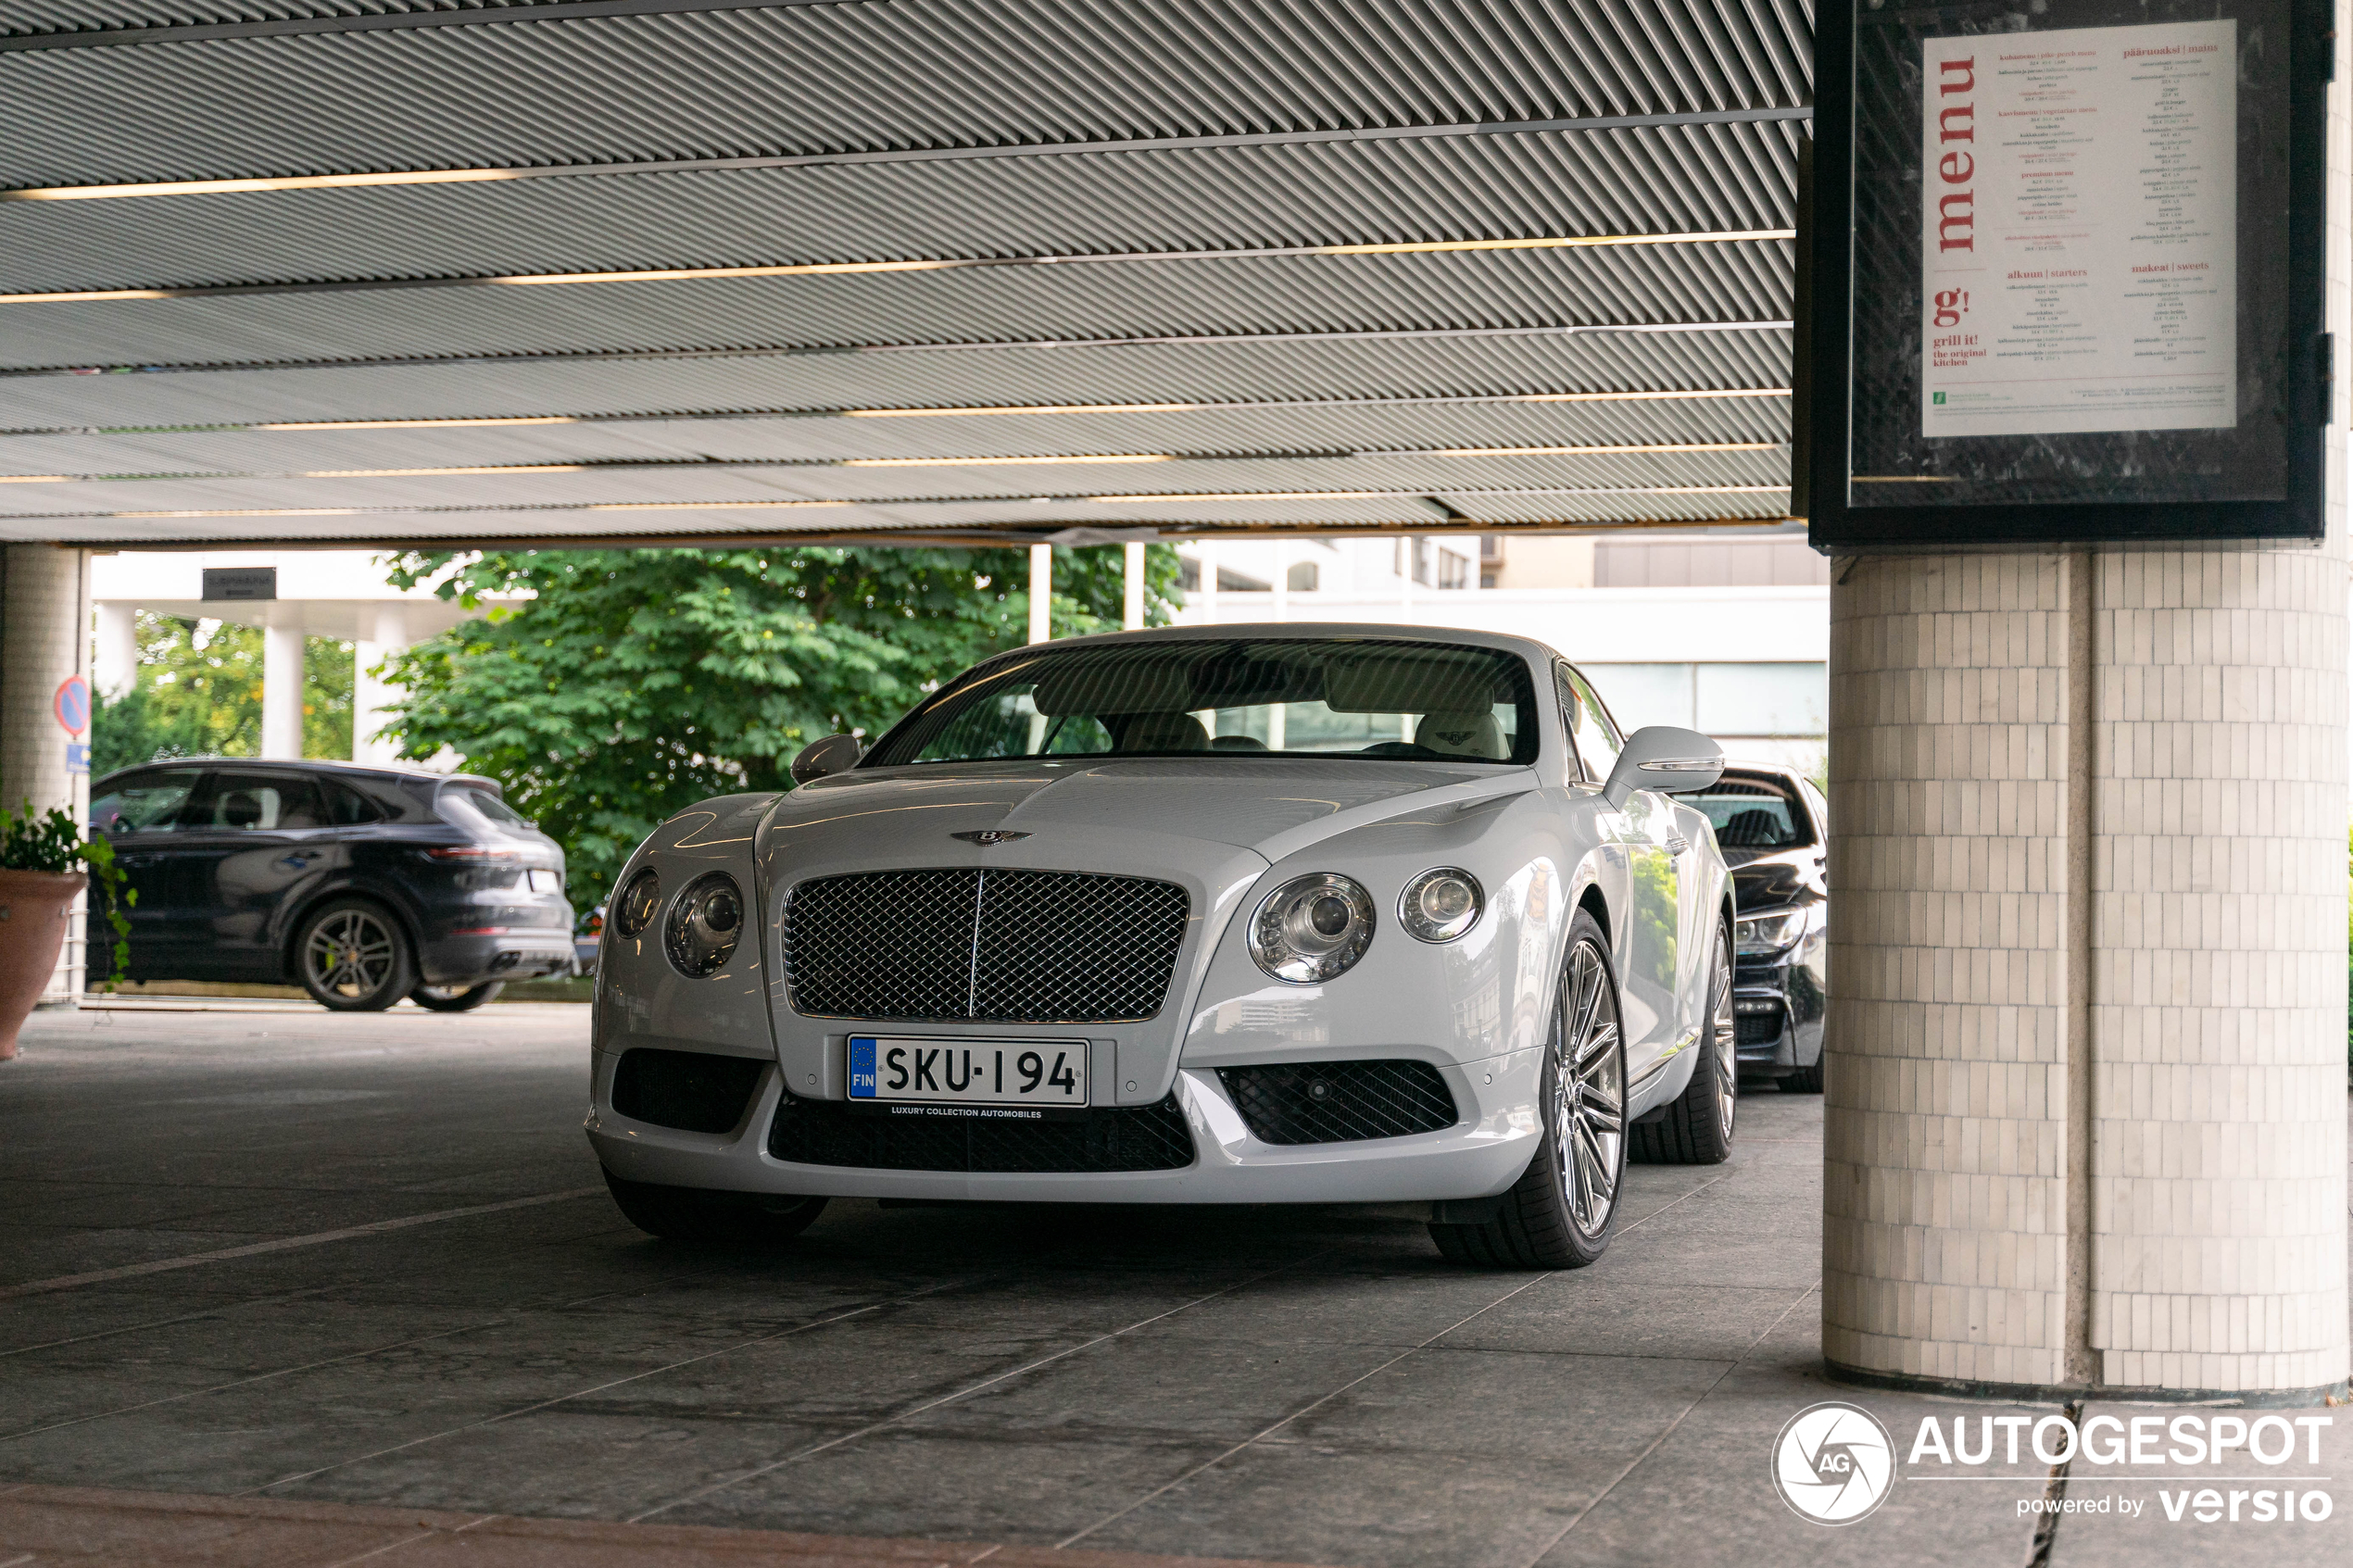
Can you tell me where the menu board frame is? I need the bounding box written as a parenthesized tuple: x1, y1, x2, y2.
(1807, 0, 2330, 550)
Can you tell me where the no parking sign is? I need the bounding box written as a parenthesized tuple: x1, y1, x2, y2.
(55, 674, 89, 775)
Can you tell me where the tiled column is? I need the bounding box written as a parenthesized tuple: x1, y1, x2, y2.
(1823, 548, 2350, 1399)
(0, 544, 94, 1002)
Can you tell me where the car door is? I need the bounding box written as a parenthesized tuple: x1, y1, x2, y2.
(177, 769, 338, 980)
(1558, 664, 1680, 1082)
(87, 766, 206, 978)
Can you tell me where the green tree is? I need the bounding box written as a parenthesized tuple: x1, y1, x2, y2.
(92, 613, 359, 773)
(380, 544, 1180, 910)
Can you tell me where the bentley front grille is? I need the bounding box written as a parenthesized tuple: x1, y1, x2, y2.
(1217, 1060, 1460, 1146)
(782, 868, 1189, 1023)
(767, 1091, 1196, 1173)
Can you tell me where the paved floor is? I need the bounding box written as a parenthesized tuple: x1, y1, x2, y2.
(0, 1005, 2343, 1567)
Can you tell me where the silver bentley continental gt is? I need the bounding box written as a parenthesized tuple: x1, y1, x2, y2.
(586, 625, 1739, 1268)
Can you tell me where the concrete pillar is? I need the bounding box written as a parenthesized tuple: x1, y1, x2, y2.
(260, 617, 305, 759)
(353, 603, 407, 767)
(93, 601, 135, 700)
(1122, 542, 1146, 631)
(1271, 541, 1289, 622)
(1398, 535, 1416, 621)
(1196, 543, 1218, 624)
(1822, 548, 2350, 1399)
(1, 545, 94, 1001)
(1027, 544, 1052, 645)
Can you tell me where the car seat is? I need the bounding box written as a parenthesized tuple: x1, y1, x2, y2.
(1416, 709, 1508, 760)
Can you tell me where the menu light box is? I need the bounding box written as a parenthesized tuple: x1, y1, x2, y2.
(1806, 0, 2328, 550)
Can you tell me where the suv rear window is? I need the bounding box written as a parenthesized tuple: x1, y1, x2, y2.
(447, 786, 530, 830)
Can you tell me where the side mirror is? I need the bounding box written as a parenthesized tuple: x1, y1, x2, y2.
(1603, 726, 1724, 809)
(789, 734, 863, 785)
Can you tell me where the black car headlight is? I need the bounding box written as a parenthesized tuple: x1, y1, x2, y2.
(1735, 908, 1806, 958)
(1398, 867, 1483, 943)
(1248, 873, 1376, 985)
(665, 872, 744, 977)
(612, 866, 661, 938)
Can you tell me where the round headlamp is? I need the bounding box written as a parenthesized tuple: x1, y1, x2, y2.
(612, 866, 661, 938)
(1247, 873, 1376, 985)
(1399, 867, 1484, 943)
(665, 872, 744, 977)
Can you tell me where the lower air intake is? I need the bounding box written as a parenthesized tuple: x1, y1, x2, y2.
(610, 1047, 766, 1135)
(767, 1092, 1194, 1173)
(1217, 1060, 1458, 1145)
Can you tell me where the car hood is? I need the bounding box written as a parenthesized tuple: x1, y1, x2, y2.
(759, 758, 1532, 869)
(1725, 844, 1823, 909)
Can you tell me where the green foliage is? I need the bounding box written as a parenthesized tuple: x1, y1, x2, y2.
(89, 612, 358, 771)
(0, 800, 134, 990)
(380, 544, 1181, 911)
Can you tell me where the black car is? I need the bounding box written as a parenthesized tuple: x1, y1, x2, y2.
(1683, 763, 1829, 1092)
(87, 759, 574, 1012)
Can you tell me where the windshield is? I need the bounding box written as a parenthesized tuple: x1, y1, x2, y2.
(1688, 774, 1814, 850)
(868, 638, 1541, 767)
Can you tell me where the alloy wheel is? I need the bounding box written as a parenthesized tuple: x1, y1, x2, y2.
(1554, 939, 1625, 1236)
(306, 909, 396, 1000)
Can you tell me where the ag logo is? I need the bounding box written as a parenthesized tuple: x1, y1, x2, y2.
(1770, 1401, 1895, 1524)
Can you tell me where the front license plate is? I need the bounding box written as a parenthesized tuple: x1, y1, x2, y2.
(848, 1035, 1088, 1115)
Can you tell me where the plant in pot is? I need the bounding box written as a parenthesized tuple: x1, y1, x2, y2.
(1, 800, 133, 1060)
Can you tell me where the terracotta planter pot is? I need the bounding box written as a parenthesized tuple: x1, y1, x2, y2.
(0, 869, 83, 1060)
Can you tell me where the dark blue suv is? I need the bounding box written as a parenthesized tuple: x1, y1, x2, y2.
(88, 759, 574, 1011)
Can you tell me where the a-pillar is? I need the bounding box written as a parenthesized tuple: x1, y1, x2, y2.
(260, 616, 305, 760)
(353, 603, 407, 766)
(1, 545, 94, 1002)
(1823, 546, 2350, 1399)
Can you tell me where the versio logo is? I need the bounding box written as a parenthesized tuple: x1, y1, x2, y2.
(1772, 1401, 1897, 1524)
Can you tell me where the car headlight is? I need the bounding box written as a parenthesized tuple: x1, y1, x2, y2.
(1398, 867, 1483, 943)
(612, 867, 661, 938)
(1248, 873, 1376, 985)
(665, 872, 743, 977)
(1735, 908, 1806, 958)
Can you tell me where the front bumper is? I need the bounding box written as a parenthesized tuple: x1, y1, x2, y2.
(586, 1046, 1544, 1206)
(422, 928, 576, 987)
(1730, 957, 1818, 1076)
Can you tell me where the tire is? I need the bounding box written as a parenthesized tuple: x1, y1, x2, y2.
(1778, 1060, 1824, 1094)
(293, 898, 417, 1012)
(1428, 910, 1627, 1270)
(1629, 913, 1737, 1165)
(410, 982, 505, 1012)
(603, 1169, 827, 1245)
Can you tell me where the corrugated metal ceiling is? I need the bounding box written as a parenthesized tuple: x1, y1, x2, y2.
(3, 0, 1809, 186)
(1, 0, 1809, 545)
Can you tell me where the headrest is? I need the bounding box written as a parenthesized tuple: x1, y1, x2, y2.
(1416, 709, 1508, 760)
(220, 791, 265, 828)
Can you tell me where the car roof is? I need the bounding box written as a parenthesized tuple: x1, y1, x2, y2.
(93, 757, 502, 794)
(964, 621, 1569, 666)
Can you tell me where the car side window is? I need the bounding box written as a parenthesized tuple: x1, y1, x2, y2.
(1555, 664, 1622, 783)
(89, 768, 203, 836)
(329, 783, 385, 826)
(193, 771, 330, 832)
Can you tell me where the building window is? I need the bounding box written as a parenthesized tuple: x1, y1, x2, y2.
(1437, 549, 1470, 590)
(1286, 560, 1319, 592)
(1576, 662, 1828, 739)
(1178, 556, 1202, 592)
